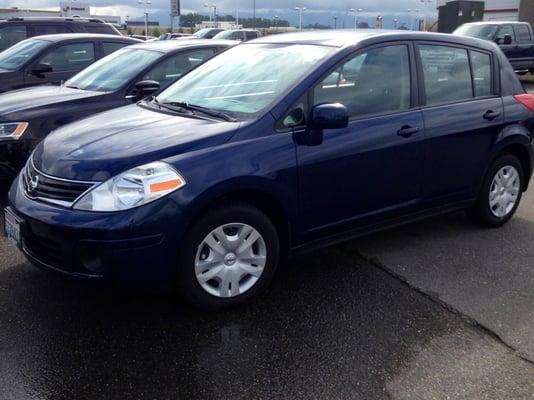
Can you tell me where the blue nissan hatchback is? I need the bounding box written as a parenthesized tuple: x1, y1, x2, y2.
(5, 31, 534, 309)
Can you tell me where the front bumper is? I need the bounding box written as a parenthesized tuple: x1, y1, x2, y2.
(8, 175, 188, 291)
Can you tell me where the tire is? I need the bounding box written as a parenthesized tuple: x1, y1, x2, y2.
(177, 202, 280, 310)
(467, 154, 524, 228)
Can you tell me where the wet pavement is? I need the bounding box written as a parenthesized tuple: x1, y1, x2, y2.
(2, 191, 534, 399)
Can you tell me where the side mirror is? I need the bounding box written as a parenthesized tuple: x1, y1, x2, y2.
(504, 34, 513, 45)
(301, 103, 349, 146)
(30, 63, 52, 77)
(134, 80, 160, 98)
(310, 103, 349, 130)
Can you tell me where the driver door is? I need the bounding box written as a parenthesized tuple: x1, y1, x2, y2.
(295, 43, 425, 234)
(25, 42, 96, 87)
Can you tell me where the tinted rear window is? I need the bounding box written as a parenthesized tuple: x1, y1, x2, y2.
(85, 24, 117, 34)
(516, 24, 531, 43)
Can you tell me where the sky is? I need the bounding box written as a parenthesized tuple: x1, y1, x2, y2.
(5, 0, 439, 27)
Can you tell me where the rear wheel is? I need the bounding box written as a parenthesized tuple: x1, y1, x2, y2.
(177, 202, 280, 310)
(467, 154, 524, 227)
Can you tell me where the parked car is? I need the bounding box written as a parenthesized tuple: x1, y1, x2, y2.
(158, 33, 193, 40)
(454, 21, 534, 73)
(0, 17, 121, 52)
(0, 33, 139, 93)
(5, 31, 534, 310)
(213, 29, 260, 41)
(192, 28, 225, 39)
(0, 39, 236, 184)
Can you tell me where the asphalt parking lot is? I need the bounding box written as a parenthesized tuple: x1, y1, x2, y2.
(1, 80, 534, 400)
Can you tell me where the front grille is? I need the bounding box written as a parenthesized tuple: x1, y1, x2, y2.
(23, 234, 64, 270)
(23, 159, 96, 207)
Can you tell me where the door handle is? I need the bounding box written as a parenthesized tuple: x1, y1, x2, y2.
(483, 110, 501, 121)
(397, 126, 419, 138)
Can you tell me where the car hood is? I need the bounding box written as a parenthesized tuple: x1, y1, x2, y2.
(0, 85, 103, 114)
(33, 103, 240, 181)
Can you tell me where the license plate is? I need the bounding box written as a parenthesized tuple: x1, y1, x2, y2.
(4, 208, 21, 249)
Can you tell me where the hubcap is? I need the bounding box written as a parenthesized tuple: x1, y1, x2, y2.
(489, 165, 520, 218)
(194, 223, 267, 298)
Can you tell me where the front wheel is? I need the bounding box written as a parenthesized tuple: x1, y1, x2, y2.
(177, 202, 280, 310)
(467, 154, 524, 228)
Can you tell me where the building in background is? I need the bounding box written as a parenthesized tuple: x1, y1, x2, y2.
(0, 3, 121, 26)
(436, 0, 534, 32)
(437, 0, 522, 22)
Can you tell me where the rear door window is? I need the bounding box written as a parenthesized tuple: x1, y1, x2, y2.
(313, 44, 411, 118)
(85, 24, 117, 34)
(38, 42, 96, 72)
(0, 25, 28, 50)
(419, 45, 472, 106)
(33, 25, 72, 35)
(515, 24, 532, 43)
(470, 50, 492, 97)
(102, 41, 130, 56)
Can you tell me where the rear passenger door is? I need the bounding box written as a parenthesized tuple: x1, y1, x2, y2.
(296, 43, 425, 233)
(25, 41, 96, 86)
(416, 43, 504, 204)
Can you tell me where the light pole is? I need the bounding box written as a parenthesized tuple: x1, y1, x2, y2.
(408, 8, 420, 30)
(393, 18, 398, 29)
(204, 3, 217, 27)
(295, 7, 306, 31)
(274, 15, 279, 32)
(333, 16, 337, 29)
(349, 8, 363, 30)
(420, 0, 433, 31)
(235, 0, 239, 26)
(138, 0, 152, 39)
(253, 0, 256, 28)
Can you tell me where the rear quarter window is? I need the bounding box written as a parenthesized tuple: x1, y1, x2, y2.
(0, 25, 28, 51)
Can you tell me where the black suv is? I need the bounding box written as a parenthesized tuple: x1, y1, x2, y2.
(0, 17, 121, 51)
(0, 33, 139, 93)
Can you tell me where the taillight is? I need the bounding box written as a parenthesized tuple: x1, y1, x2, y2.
(514, 94, 534, 112)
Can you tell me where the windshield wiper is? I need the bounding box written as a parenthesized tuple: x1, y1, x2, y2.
(163, 101, 237, 122)
(148, 97, 194, 115)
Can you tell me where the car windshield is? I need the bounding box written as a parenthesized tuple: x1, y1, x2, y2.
(157, 43, 334, 119)
(454, 24, 499, 40)
(65, 48, 161, 92)
(0, 38, 49, 70)
(194, 29, 220, 38)
(212, 31, 234, 40)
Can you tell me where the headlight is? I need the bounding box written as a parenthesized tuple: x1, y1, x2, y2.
(73, 161, 186, 212)
(0, 122, 29, 140)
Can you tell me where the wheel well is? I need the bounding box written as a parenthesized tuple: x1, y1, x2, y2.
(190, 189, 293, 256)
(500, 144, 531, 190)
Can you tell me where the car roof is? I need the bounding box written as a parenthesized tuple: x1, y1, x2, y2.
(251, 30, 499, 51)
(0, 17, 106, 23)
(30, 33, 139, 43)
(461, 21, 527, 26)
(128, 38, 238, 52)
